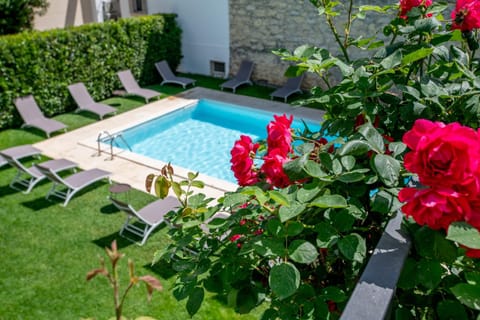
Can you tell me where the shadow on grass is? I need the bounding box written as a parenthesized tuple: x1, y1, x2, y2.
(21, 196, 61, 210)
(0, 184, 21, 198)
(92, 231, 133, 250)
(100, 203, 120, 215)
(145, 260, 177, 280)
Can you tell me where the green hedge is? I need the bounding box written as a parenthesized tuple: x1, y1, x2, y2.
(0, 14, 182, 129)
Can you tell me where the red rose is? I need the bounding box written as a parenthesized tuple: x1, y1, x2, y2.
(230, 135, 260, 186)
(451, 0, 480, 31)
(229, 234, 242, 242)
(462, 245, 480, 258)
(399, 187, 469, 231)
(261, 148, 292, 188)
(463, 199, 480, 229)
(399, 0, 433, 19)
(402, 119, 480, 189)
(267, 114, 293, 155)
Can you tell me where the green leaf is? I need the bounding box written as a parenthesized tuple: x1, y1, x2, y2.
(338, 172, 365, 183)
(288, 240, 318, 264)
(190, 180, 205, 188)
(414, 17, 441, 33)
(341, 155, 356, 171)
(332, 158, 342, 175)
(465, 272, 480, 286)
(285, 221, 304, 236)
(223, 193, 250, 208)
(358, 123, 385, 152)
(388, 142, 407, 157)
(296, 184, 322, 203)
(171, 181, 182, 198)
(186, 287, 204, 317)
(415, 227, 458, 263)
(294, 45, 315, 58)
(437, 300, 468, 320)
(279, 202, 306, 222)
(373, 154, 400, 187)
(339, 140, 371, 156)
(310, 194, 348, 208)
(187, 172, 199, 180)
(268, 190, 290, 206)
(397, 258, 418, 290)
(417, 259, 443, 290)
(401, 47, 434, 65)
(395, 307, 414, 320)
(253, 238, 285, 257)
(304, 160, 327, 178)
(447, 222, 480, 249)
(320, 286, 347, 302)
(235, 286, 260, 314)
(334, 59, 354, 76)
(173, 281, 196, 301)
(316, 222, 339, 248)
(261, 309, 279, 320)
(380, 50, 402, 70)
(154, 176, 170, 199)
(451, 283, 480, 310)
(330, 209, 355, 232)
(337, 233, 366, 263)
(269, 263, 301, 300)
(372, 190, 397, 214)
(267, 218, 285, 237)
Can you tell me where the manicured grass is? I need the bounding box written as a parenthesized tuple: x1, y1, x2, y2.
(0, 81, 284, 319)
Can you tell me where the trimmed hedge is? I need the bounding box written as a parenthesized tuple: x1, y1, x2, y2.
(0, 14, 181, 129)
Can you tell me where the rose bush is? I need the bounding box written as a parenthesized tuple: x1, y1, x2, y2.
(145, 0, 480, 319)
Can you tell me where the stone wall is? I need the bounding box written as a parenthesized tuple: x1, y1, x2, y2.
(228, 0, 398, 88)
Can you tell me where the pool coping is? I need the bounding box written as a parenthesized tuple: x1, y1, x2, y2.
(33, 88, 325, 199)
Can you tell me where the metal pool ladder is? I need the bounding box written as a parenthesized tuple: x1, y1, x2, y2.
(97, 131, 132, 160)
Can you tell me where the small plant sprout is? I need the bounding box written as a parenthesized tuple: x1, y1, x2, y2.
(86, 240, 163, 320)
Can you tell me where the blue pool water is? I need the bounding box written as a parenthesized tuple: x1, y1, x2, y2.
(114, 99, 321, 183)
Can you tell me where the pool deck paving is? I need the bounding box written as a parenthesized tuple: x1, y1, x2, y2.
(33, 88, 325, 200)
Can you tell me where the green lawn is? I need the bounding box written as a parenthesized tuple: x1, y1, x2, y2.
(0, 80, 294, 319)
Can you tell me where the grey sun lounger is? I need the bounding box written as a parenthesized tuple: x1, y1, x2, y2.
(220, 60, 254, 93)
(14, 95, 67, 138)
(0, 144, 41, 169)
(35, 163, 111, 206)
(155, 60, 196, 88)
(0, 150, 77, 193)
(110, 196, 180, 245)
(270, 73, 305, 102)
(117, 69, 162, 103)
(68, 82, 117, 119)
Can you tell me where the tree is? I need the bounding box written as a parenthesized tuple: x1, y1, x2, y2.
(0, 0, 49, 35)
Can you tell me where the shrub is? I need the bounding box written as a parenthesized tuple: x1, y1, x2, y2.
(0, 14, 181, 129)
(145, 0, 480, 319)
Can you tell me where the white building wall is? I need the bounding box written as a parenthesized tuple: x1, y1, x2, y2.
(147, 0, 230, 77)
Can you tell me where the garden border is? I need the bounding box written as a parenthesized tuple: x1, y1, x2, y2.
(340, 211, 411, 320)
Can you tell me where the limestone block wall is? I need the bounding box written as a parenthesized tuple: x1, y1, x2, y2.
(229, 0, 397, 88)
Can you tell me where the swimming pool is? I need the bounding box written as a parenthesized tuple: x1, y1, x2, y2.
(109, 99, 321, 184)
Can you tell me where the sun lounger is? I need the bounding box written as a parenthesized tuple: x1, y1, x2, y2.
(155, 60, 196, 88)
(35, 163, 111, 206)
(110, 196, 180, 245)
(117, 70, 161, 103)
(270, 73, 305, 102)
(220, 60, 254, 93)
(0, 150, 77, 193)
(14, 95, 67, 138)
(0, 145, 41, 169)
(68, 82, 117, 119)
